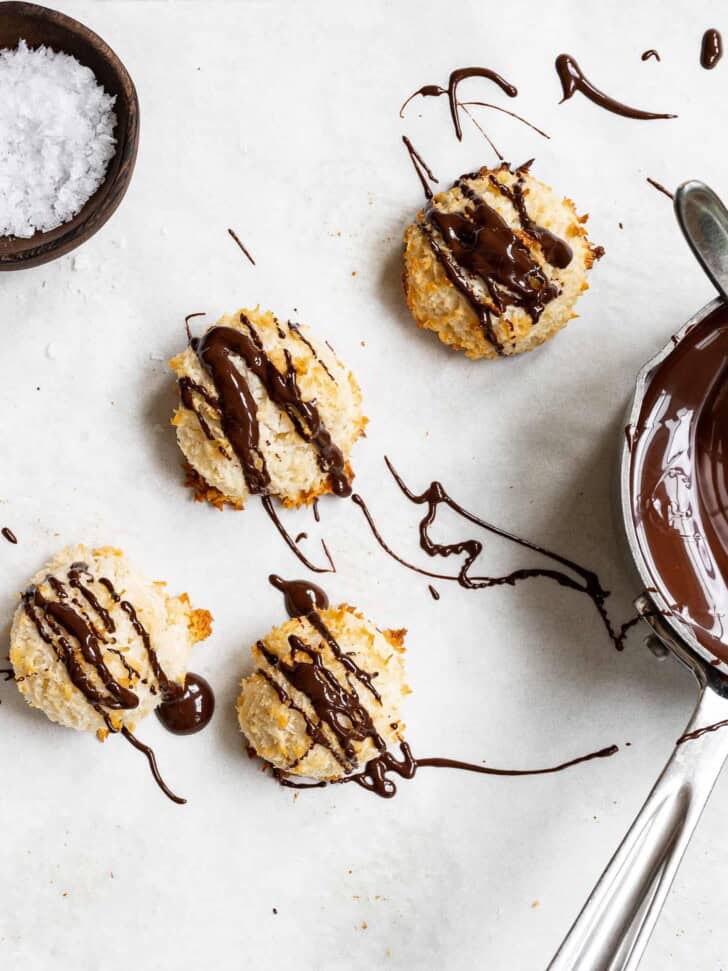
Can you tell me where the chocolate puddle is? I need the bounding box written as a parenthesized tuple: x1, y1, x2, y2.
(555, 53, 677, 119)
(264, 577, 618, 798)
(630, 302, 728, 662)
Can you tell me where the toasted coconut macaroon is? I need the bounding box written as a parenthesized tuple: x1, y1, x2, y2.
(10, 545, 213, 739)
(403, 162, 603, 360)
(169, 307, 366, 509)
(237, 576, 409, 783)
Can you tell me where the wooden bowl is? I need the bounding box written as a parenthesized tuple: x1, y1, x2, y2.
(0, 2, 139, 270)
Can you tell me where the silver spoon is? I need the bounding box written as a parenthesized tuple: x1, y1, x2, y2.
(548, 181, 728, 971)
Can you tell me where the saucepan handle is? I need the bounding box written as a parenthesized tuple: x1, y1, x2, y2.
(548, 685, 728, 971)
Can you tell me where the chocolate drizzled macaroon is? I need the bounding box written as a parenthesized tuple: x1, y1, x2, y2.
(237, 586, 409, 782)
(169, 308, 366, 509)
(10, 546, 212, 738)
(403, 163, 602, 360)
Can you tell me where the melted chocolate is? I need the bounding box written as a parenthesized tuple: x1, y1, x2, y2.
(156, 673, 215, 735)
(187, 314, 350, 498)
(555, 54, 677, 119)
(641, 49, 661, 62)
(0, 668, 15, 681)
(630, 303, 728, 661)
(353, 457, 626, 649)
(2, 527, 17, 544)
(701, 29, 723, 69)
(646, 177, 674, 200)
(227, 227, 256, 265)
(428, 584, 440, 601)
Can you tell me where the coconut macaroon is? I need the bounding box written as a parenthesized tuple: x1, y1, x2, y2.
(403, 162, 603, 360)
(169, 307, 366, 509)
(10, 545, 212, 738)
(237, 580, 409, 783)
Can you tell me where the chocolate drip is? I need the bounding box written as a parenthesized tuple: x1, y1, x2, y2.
(257, 657, 350, 771)
(488, 172, 573, 268)
(227, 227, 256, 265)
(641, 49, 661, 62)
(269, 575, 381, 702)
(402, 135, 439, 199)
(419, 219, 504, 353)
(261, 496, 335, 573)
(178, 377, 221, 444)
(118, 598, 183, 703)
(646, 177, 674, 200)
(288, 322, 336, 383)
(330, 741, 619, 799)
(555, 54, 677, 119)
(701, 29, 723, 69)
(121, 728, 186, 804)
(194, 315, 351, 497)
(312, 498, 321, 522)
(352, 456, 624, 649)
(23, 587, 138, 710)
(156, 673, 215, 735)
(184, 312, 207, 344)
(68, 563, 115, 633)
(678, 719, 728, 744)
(428, 585, 440, 601)
(399, 68, 517, 141)
(0, 668, 15, 681)
(284, 636, 384, 762)
(2, 527, 17, 544)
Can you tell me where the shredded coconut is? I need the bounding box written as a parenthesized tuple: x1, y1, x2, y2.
(0, 39, 117, 238)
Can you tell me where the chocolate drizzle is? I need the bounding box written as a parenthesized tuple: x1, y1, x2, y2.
(227, 227, 256, 265)
(352, 456, 630, 650)
(555, 54, 677, 119)
(646, 177, 674, 200)
(399, 67, 518, 141)
(402, 135, 438, 199)
(264, 576, 618, 798)
(701, 29, 723, 69)
(2, 527, 17, 544)
(183, 314, 351, 498)
(415, 165, 573, 353)
(641, 49, 661, 62)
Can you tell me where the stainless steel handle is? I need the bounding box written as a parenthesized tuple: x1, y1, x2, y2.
(675, 180, 728, 301)
(548, 686, 728, 971)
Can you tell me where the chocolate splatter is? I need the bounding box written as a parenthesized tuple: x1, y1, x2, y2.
(555, 54, 677, 119)
(701, 29, 723, 69)
(227, 227, 256, 265)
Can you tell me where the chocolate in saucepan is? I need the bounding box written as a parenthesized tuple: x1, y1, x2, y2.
(630, 302, 728, 661)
